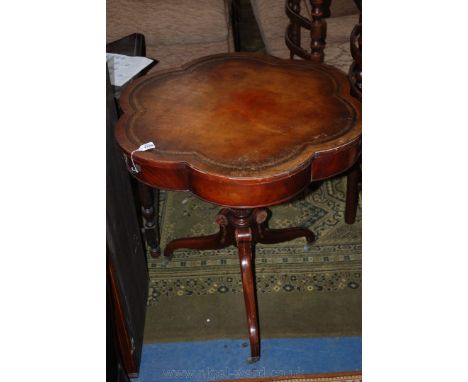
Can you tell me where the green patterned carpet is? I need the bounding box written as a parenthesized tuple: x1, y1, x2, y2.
(144, 174, 361, 343)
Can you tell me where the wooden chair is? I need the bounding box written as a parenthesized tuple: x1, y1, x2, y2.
(286, 0, 362, 223)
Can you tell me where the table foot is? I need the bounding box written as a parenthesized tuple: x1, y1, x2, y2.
(247, 356, 260, 364)
(253, 208, 315, 245)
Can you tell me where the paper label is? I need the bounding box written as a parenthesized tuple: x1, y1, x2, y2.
(106, 53, 154, 87)
(136, 142, 156, 151)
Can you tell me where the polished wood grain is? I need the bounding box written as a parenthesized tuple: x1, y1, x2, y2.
(115, 52, 361, 362)
(236, 228, 259, 363)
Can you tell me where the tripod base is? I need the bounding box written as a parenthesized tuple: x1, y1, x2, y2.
(163, 207, 315, 362)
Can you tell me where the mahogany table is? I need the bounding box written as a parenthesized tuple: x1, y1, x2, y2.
(115, 53, 361, 362)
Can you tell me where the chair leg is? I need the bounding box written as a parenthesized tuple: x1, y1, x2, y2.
(345, 161, 361, 224)
(137, 183, 161, 257)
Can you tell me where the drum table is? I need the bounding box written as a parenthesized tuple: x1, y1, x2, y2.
(115, 53, 361, 362)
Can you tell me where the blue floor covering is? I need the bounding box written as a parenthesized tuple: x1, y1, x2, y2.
(134, 336, 361, 382)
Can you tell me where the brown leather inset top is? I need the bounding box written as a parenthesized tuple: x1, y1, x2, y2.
(115, 53, 361, 207)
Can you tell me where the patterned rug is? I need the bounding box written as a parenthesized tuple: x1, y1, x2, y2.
(216, 371, 362, 382)
(144, 174, 361, 343)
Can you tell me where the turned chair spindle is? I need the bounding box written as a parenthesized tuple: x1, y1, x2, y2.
(285, 0, 361, 224)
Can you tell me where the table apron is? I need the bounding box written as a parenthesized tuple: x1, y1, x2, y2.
(130, 140, 360, 208)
